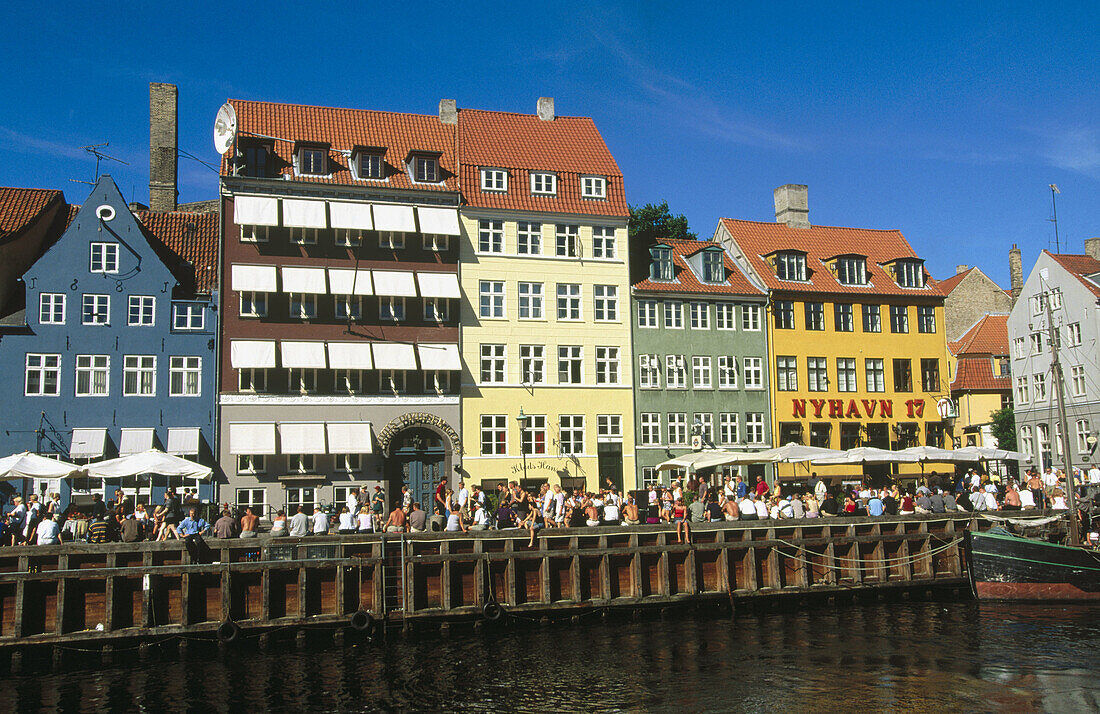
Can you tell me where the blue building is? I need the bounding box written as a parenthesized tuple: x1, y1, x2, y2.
(0, 175, 219, 506)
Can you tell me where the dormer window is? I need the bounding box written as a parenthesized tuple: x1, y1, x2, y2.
(895, 259, 925, 288)
(581, 176, 606, 199)
(297, 145, 328, 176)
(650, 246, 673, 281)
(481, 168, 508, 192)
(531, 172, 557, 195)
(835, 256, 868, 285)
(775, 251, 807, 281)
(701, 249, 725, 283)
(409, 153, 440, 183)
(355, 149, 384, 180)
(239, 141, 272, 178)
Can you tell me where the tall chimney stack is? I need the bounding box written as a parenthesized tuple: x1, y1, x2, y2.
(956, 264, 969, 274)
(1085, 237, 1100, 262)
(1009, 244, 1023, 303)
(537, 97, 555, 121)
(774, 184, 809, 229)
(439, 98, 457, 125)
(149, 82, 178, 212)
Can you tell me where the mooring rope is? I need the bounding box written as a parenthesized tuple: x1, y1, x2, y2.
(772, 536, 964, 568)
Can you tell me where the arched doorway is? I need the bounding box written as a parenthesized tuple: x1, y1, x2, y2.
(387, 428, 446, 510)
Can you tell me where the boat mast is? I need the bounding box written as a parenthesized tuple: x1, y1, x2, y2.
(1045, 289, 1079, 544)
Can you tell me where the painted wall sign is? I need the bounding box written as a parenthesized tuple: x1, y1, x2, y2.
(791, 398, 928, 420)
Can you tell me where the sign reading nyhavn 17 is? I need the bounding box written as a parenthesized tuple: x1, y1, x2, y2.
(791, 398, 927, 420)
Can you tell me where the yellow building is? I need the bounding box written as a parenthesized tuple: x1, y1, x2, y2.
(714, 185, 954, 483)
(456, 101, 634, 491)
(948, 313, 1012, 450)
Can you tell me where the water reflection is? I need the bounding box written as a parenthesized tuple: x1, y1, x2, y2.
(2, 602, 1100, 712)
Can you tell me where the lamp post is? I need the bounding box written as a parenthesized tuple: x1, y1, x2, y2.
(517, 408, 530, 484)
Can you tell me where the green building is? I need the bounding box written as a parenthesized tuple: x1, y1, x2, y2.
(630, 238, 772, 486)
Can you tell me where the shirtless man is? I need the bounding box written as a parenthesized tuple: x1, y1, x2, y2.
(722, 496, 740, 521)
(622, 498, 641, 525)
(239, 507, 259, 538)
(1026, 471, 1045, 509)
(584, 499, 600, 527)
(384, 505, 407, 533)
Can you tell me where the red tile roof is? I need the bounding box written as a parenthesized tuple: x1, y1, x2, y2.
(949, 313, 1009, 356)
(951, 356, 1011, 392)
(135, 211, 220, 294)
(222, 100, 458, 192)
(1046, 251, 1100, 300)
(936, 268, 973, 295)
(0, 187, 65, 243)
(718, 218, 944, 298)
(632, 238, 763, 296)
(458, 109, 627, 217)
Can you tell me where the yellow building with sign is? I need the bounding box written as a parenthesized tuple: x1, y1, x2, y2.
(455, 102, 635, 491)
(714, 186, 954, 482)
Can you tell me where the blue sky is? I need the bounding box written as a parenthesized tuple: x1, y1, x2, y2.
(1, 1, 1097, 287)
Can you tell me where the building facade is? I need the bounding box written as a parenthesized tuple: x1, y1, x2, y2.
(456, 99, 635, 492)
(630, 238, 771, 486)
(0, 175, 219, 503)
(0, 187, 71, 316)
(218, 100, 463, 517)
(1008, 243, 1100, 472)
(938, 264, 1014, 342)
(714, 185, 953, 482)
(949, 314, 1012, 469)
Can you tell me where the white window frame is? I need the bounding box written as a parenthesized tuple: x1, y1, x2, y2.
(123, 355, 157, 397)
(665, 355, 687, 390)
(238, 368, 267, 393)
(743, 357, 764, 390)
(581, 175, 607, 199)
(380, 370, 407, 394)
(289, 293, 317, 320)
(39, 293, 65, 325)
(240, 291, 268, 318)
(595, 346, 620, 385)
(640, 413, 661, 445)
(169, 356, 202, 397)
(75, 354, 109, 397)
(638, 299, 658, 328)
(597, 414, 623, 442)
(719, 413, 739, 445)
(558, 346, 583, 385)
(639, 354, 660, 389)
(288, 368, 317, 395)
(379, 296, 407, 322)
(289, 227, 318, 245)
(1071, 365, 1086, 397)
(668, 413, 689, 446)
(128, 295, 156, 327)
(424, 298, 450, 322)
(481, 415, 508, 455)
(1015, 376, 1029, 404)
(746, 413, 766, 444)
(90, 243, 119, 274)
(1076, 419, 1090, 454)
(480, 344, 506, 384)
(776, 356, 798, 391)
(478, 220, 504, 253)
(718, 356, 738, 389)
(1066, 323, 1082, 347)
(25, 353, 61, 396)
(865, 358, 885, 393)
(692, 356, 713, 390)
(1033, 373, 1047, 401)
(379, 231, 405, 249)
(716, 303, 737, 330)
(422, 233, 449, 252)
(335, 295, 363, 321)
(240, 225, 269, 243)
(555, 225, 579, 258)
(701, 250, 724, 283)
(521, 414, 547, 455)
(689, 302, 709, 330)
(592, 226, 616, 258)
(557, 283, 582, 321)
(741, 304, 761, 331)
(480, 167, 508, 192)
(836, 358, 857, 392)
(517, 222, 542, 255)
(663, 300, 683, 329)
(520, 345, 545, 384)
(896, 260, 924, 288)
(531, 172, 557, 196)
(559, 415, 584, 455)
(82, 294, 110, 325)
(594, 285, 618, 322)
(479, 280, 505, 319)
(775, 252, 806, 281)
(518, 282, 544, 320)
(172, 303, 205, 330)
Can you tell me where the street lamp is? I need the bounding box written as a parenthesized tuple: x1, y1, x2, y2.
(517, 408, 530, 483)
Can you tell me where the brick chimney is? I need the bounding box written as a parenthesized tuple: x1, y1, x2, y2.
(1085, 237, 1100, 261)
(537, 97, 555, 121)
(439, 98, 457, 125)
(956, 264, 969, 274)
(774, 184, 809, 229)
(149, 82, 178, 212)
(1009, 244, 1023, 303)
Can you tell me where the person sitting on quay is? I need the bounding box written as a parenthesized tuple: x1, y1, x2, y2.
(407, 502, 428, 533)
(721, 494, 740, 521)
(384, 504, 407, 533)
(269, 510, 288, 536)
(86, 516, 112, 544)
(1017, 483, 1036, 509)
(673, 498, 691, 544)
(288, 506, 309, 537)
(311, 506, 329, 536)
(240, 507, 259, 538)
(1003, 483, 1022, 511)
(706, 495, 724, 522)
(35, 511, 61, 546)
(738, 493, 757, 521)
(603, 494, 623, 525)
(119, 512, 144, 543)
(178, 508, 209, 537)
(622, 497, 642, 525)
(337, 506, 357, 535)
(356, 506, 375, 533)
(214, 509, 238, 539)
(469, 501, 490, 531)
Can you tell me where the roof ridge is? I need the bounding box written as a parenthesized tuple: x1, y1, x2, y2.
(721, 217, 904, 233)
(459, 108, 594, 121)
(230, 98, 438, 120)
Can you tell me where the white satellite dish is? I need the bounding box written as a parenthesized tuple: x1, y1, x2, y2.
(213, 103, 238, 155)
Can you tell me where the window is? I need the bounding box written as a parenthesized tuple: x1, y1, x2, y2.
(288, 368, 317, 394)
(597, 415, 623, 442)
(718, 356, 738, 389)
(334, 456, 362, 476)
(379, 296, 406, 322)
(289, 227, 317, 245)
(240, 292, 267, 318)
(521, 415, 547, 455)
(1030, 332, 1044, 354)
(75, 355, 108, 396)
(719, 413, 739, 445)
(82, 294, 110, 325)
(865, 358, 885, 392)
(1076, 419, 1090, 453)
(380, 370, 406, 394)
(638, 299, 658, 328)
(426, 370, 451, 394)
(921, 359, 940, 392)
(241, 143, 271, 179)
(1066, 323, 1082, 347)
(357, 152, 383, 180)
(413, 156, 439, 182)
(555, 225, 579, 257)
(238, 368, 267, 393)
(1049, 289, 1063, 310)
(836, 358, 857, 392)
(480, 168, 507, 192)
(692, 356, 712, 389)
(834, 303, 854, 332)
(895, 260, 924, 288)
(422, 234, 449, 252)
(531, 172, 557, 195)
(288, 454, 316, 474)
(594, 285, 618, 321)
(240, 224, 269, 243)
(24, 354, 60, 398)
(557, 283, 581, 320)
(776, 356, 798, 391)
(836, 257, 867, 285)
(424, 298, 450, 322)
(285, 486, 316, 513)
(172, 303, 204, 330)
(640, 413, 661, 445)
(809, 423, 831, 448)
(123, 355, 156, 396)
(863, 304, 881, 332)
(518, 282, 544, 319)
(169, 356, 201, 396)
(689, 302, 709, 329)
(581, 176, 606, 199)
(1020, 426, 1033, 461)
(595, 347, 620, 384)
(592, 226, 616, 258)
(700, 250, 725, 283)
(774, 300, 795, 329)
(127, 296, 155, 326)
(893, 359, 912, 393)
(743, 357, 763, 390)
(481, 415, 507, 455)
(520, 345, 545, 384)
(480, 344, 506, 384)
(665, 355, 687, 389)
(90, 243, 119, 273)
(775, 252, 807, 281)
(745, 414, 766, 444)
(1033, 373, 1047, 400)
(650, 246, 673, 281)
(1030, 294, 1045, 315)
(335, 295, 363, 321)
(807, 357, 828, 391)
(1072, 365, 1086, 397)
(742, 305, 761, 331)
(668, 413, 689, 445)
(804, 302, 825, 330)
(840, 423, 862, 450)
(289, 293, 317, 319)
(916, 306, 935, 333)
(379, 231, 405, 249)
(639, 354, 660, 389)
(478, 220, 504, 253)
(558, 346, 582, 384)
(779, 422, 803, 445)
(479, 281, 505, 318)
(559, 415, 584, 454)
(889, 305, 909, 333)
(335, 369, 364, 394)
(1013, 337, 1026, 358)
(236, 457, 266, 477)
(298, 147, 326, 175)
(517, 222, 541, 255)
(39, 293, 65, 325)
(1016, 376, 1029, 403)
(663, 301, 683, 329)
(716, 304, 737, 330)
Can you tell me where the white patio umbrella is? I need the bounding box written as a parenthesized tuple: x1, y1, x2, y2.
(953, 445, 1026, 462)
(756, 443, 845, 463)
(85, 449, 212, 503)
(812, 446, 922, 465)
(0, 451, 82, 480)
(656, 450, 730, 472)
(898, 445, 976, 463)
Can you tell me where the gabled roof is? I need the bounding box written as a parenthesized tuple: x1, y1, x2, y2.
(135, 211, 220, 294)
(936, 268, 973, 295)
(632, 238, 763, 296)
(949, 313, 1009, 356)
(951, 356, 1011, 392)
(221, 99, 458, 192)
(1045, 251, 1100, 300)
(458, 109, 627, 217)
(0, 187, 65, 244)
(718, 218, 944, 298)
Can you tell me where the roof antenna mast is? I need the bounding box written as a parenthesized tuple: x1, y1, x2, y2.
(70, 142, 129, 186)
(1049, 184, 1061, 253)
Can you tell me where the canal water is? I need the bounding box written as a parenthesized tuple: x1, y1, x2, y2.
(3, 601, 1099, 712)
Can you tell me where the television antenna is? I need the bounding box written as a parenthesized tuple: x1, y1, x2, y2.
(69, 142, 129, 186)
(1049, 183, 1061, 253)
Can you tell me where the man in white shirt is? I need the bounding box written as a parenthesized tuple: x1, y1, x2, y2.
(723, 476, 737, 500)
(754, 497, 769, 520)
(346, 488, 360, 515)
(602, 498, 621, 524)
(36, 512, 61, 545)
(311, 508, 329, 535)
(470, 502, 490, 531)
(1089, 466, 1100, 485)
(288, 507, 309, 537)
(739, 495, 757, 520)
(457, 481, 469, 509)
